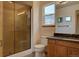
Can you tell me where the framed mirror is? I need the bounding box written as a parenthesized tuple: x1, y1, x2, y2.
(57, 17, 63, 23)
(65, 16, 71, 22)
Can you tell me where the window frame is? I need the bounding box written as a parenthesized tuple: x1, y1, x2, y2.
(42, 3, 55, 27)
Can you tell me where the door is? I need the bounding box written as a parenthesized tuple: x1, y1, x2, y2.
(76, 10, 79, 34)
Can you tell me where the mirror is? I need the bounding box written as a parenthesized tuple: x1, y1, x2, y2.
(57, 17, 63, 23)
(55, 1, 79, 34)
(65, 16, 71, 22)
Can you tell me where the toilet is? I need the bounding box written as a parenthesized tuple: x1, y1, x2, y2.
(34, 36, 48, 57)
(34, 44, 46, 57)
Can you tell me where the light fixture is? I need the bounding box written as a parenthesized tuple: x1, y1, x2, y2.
(56, 1, 68, 5)
(8, 1, 13, 3)
(17, 11, 25, 15)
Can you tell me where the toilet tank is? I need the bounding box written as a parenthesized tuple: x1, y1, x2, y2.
(40, 36, 48, 46)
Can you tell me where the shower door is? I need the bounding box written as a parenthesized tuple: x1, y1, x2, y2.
(2, 2, 31, 56)
(14, 3, 31, 53)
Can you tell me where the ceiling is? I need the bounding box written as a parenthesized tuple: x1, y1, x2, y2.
(15, 1, 33, 6)
(56, 1, 79, 8)
(14, 1, 79, 8)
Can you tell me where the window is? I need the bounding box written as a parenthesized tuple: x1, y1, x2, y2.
(44, 4, 55, 26)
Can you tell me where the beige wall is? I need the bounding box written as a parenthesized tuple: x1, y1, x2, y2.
(39, 1, 55, 45)
(32, 1, 55, 45)
(32, 1, 40, 45)
(39, 1, 55, 37)
(56, 3, 79, 34)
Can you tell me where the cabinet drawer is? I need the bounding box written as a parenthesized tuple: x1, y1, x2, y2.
(56, 40, 79, 48)
(48, 39, 55, 44)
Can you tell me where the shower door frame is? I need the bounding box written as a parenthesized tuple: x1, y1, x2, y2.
(8, 6, 33, 57)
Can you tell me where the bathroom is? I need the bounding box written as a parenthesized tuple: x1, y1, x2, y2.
(0, 1, 79, 58)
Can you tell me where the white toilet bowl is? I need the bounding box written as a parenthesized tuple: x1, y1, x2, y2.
(34, 44, 46, 57)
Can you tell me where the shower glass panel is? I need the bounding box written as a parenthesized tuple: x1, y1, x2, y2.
(14, 3, 31, 53)
(3, 1, 15, 56)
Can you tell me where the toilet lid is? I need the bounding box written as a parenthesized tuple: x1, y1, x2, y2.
(35, 44, 45, 48)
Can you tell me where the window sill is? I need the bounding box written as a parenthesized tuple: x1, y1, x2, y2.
(42, 25, 55, 27)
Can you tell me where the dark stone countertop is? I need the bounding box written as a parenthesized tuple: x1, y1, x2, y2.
(47, 36, 79, 42)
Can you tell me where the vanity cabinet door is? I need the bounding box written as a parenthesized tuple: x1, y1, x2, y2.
(68, 48, 79, 57)
(55, 45, 68, 57)
(48, 45, 55, 57)
(47, 40, 56, 57)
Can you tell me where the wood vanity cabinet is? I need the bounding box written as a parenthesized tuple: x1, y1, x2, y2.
(47, 39, 79, 57)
